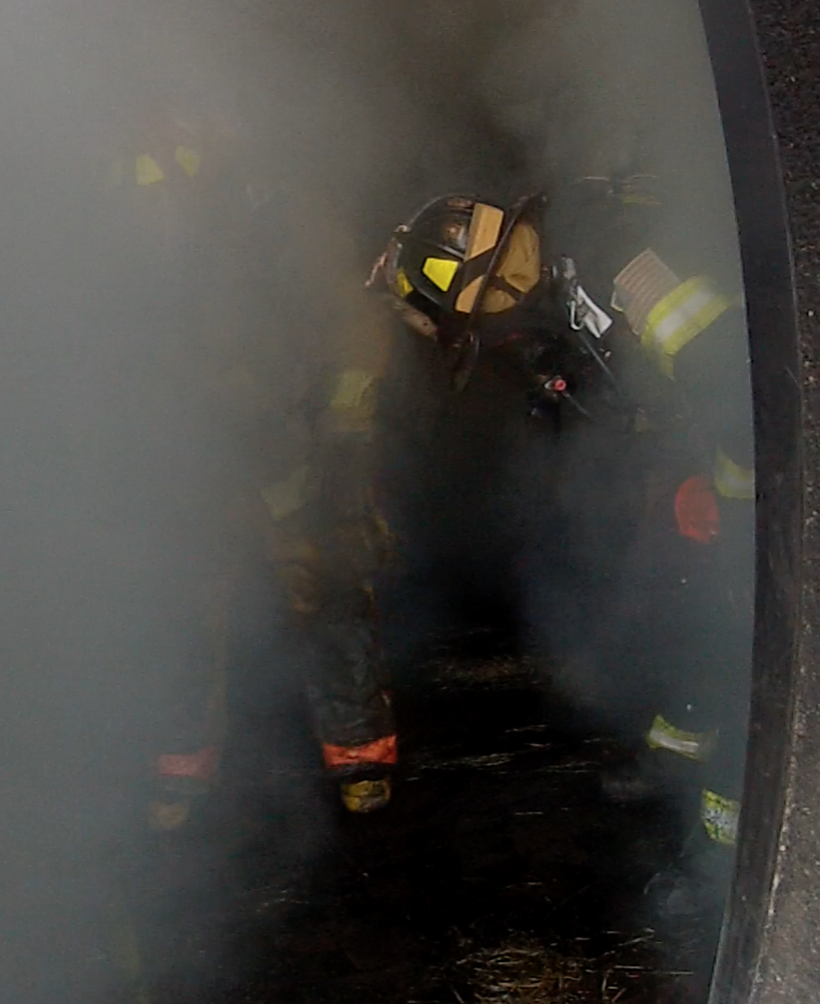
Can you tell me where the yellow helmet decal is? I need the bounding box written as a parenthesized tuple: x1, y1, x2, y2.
(422, 256, 459, 292)
(175, 145, 202, 178)
(135, 155, 165, 186)
(395, 267, 414, 298)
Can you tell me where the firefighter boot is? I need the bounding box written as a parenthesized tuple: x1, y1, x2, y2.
(643, 790, 739, 920)
(149, 746, 220, 832)
(643, 837, 733, 921)
(339, 773, 392, 813)
(321, 719, 397, 814)
(150, 796, 195, 832)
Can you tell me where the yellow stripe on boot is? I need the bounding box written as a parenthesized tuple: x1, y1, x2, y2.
(646, 714, 716, 762)
(340, 778, 392, 813)
(701, 789, 740, 846)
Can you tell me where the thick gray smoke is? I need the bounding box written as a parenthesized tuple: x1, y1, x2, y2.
(0, 0, 752, 999)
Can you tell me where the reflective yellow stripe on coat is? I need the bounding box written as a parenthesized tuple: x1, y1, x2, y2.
(328, 368, 378, 434)
(714, 447, 755, 500)
(641, 276, 732, 378)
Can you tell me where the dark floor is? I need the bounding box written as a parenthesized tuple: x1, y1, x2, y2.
(114, 630, 719, 1004)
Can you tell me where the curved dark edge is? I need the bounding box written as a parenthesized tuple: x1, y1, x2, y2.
(698, 0, 820, 1002)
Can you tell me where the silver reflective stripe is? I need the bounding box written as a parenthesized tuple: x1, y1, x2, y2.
(650, 284, 717, 349)
(648, 723, 700, 758)
(646, 714, 713, 761)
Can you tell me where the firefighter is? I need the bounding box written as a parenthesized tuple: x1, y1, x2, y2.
(473, 171, 753, 909)
(609, 283, 753, 915)
(100, 93, 263, 832)
(254, 257, 398, 815)
(569, 177, 755, 914)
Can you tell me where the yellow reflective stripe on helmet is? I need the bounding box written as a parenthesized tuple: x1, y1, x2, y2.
(646, 714, 715, 762)
(175, 145, 202, 178)
(395, 267, 413, 298)
(464, 203, 504, 261)
(701, 789, 740, 846)
(422, 257, 459, 292)
(261, 466, 309, 522)
(714, 447, 755, 500)
(641, 276, 732, 378)
(135, 155, 165, 186)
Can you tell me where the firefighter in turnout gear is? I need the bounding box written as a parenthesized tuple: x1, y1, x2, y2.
(569, 175, 755, 914)
(258, 301, 398, 815)
(611, 259, 753, 915)
(102, 96, 262, 831)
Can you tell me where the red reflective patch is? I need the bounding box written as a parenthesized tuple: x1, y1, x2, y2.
(322, 734, 398, 769)
(675, 475, 720, 545)
(157, 746, 219, 780)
